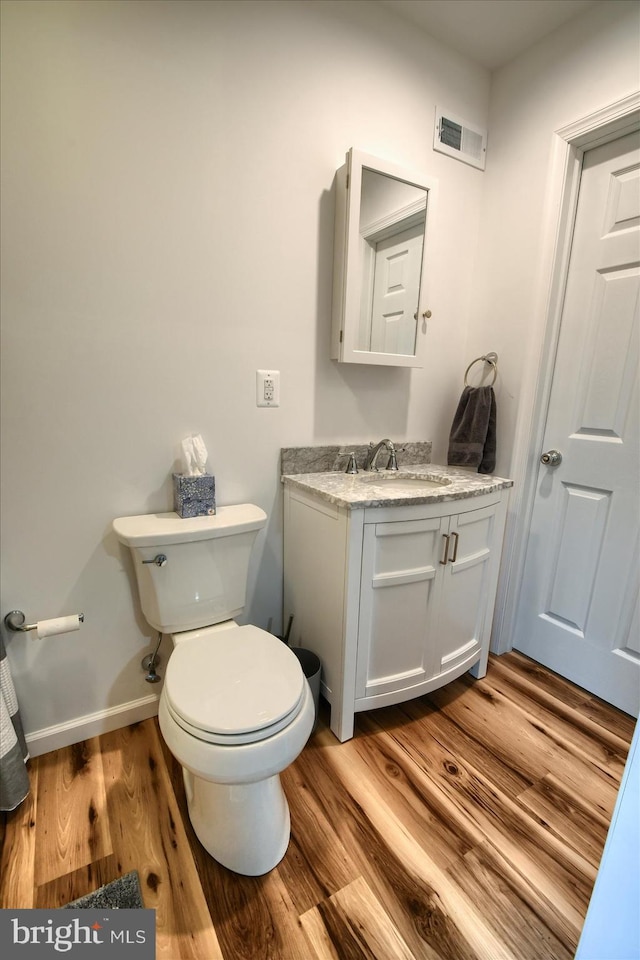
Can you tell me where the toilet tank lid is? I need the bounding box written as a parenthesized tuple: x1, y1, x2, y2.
(113, 504, 267, 547)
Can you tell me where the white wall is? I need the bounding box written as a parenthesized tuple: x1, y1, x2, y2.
(4, 0, 638, 753)
(470, 0, 640, 481)
(0, 0, 490, 749)
(469, 0, 639, 654)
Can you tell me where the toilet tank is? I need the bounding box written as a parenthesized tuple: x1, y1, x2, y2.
(113, 504, 267, 634)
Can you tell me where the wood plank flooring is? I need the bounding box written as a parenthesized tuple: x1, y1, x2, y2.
(1, 651, 635, 959)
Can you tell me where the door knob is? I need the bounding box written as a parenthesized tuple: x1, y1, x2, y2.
(540, 450, 562, 466)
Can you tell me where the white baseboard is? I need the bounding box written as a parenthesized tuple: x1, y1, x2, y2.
(25, 694, 161, 758)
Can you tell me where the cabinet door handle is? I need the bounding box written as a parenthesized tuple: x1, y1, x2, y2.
(440, 534, 450, 565)
(449, 531, 459, 563)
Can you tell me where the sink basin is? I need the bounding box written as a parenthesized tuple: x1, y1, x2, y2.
(357, 472, 451, 490)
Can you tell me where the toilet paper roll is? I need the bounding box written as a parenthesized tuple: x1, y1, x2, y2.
(35, 615, 82, 640)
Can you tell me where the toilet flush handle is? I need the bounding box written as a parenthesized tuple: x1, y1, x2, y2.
(142, 554, 168, 567)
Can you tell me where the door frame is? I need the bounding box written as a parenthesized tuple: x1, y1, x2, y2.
(493, 91, 640, 656)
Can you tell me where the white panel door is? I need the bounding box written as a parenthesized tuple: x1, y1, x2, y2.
(515, 131, 640, 716)
(369, 223, 423, 354)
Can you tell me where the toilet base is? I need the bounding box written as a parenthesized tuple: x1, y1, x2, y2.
(184, 768, 291, 876)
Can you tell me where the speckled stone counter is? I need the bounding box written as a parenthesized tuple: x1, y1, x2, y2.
(281, 463, 513, 509)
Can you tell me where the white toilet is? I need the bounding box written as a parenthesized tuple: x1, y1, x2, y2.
(112, 504, 315, 876)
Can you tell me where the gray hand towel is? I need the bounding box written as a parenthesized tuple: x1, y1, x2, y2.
(447, 385, 497, 474)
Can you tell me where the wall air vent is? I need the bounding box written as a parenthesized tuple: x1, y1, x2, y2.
(434, 107, 487, 171)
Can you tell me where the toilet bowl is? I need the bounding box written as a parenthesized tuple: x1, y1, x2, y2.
(112, 505, 315, 876)
(159, 622, 314, 875)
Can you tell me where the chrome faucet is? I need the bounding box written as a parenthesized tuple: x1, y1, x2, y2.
(363, 439, 398, 472)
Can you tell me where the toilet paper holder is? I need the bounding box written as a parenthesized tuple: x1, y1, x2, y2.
(4, 609, 85, 632)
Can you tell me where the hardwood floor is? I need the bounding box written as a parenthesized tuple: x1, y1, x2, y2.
(1, 651, 634, 959)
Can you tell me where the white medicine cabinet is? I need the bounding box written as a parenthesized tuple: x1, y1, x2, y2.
(331, 148, 438, 367)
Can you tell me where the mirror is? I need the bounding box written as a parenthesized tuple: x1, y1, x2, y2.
(331, 149, 437, 367)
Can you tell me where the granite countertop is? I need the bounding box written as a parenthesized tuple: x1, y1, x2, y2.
(281, 463, 513, 510)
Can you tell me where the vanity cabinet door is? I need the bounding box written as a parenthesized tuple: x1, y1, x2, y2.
(355, 516, 444, 702)
(355, 500, 500, 707)
(435, 502, 497, 677)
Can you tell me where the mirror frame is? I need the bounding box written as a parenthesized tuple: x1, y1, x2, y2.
(331, 148, 438, 367)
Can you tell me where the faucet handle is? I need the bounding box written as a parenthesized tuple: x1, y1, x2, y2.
(387, 448, 398, 471)
(344, 452, 358, 474)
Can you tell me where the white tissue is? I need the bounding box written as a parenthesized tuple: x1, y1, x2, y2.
(181, 434, 209, 476)
(35, 615, 82, 639)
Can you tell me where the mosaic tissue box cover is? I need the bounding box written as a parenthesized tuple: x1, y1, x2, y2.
(173, 473, 216, 518)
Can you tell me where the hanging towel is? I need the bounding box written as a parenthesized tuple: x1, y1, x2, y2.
(447, 384, 497, 474)
(0, 635, 29, 811)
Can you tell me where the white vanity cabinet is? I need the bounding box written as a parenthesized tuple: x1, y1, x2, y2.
(283, 486, 508, 742)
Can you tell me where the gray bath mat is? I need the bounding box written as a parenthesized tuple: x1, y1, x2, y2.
(64, 871, 144, 909)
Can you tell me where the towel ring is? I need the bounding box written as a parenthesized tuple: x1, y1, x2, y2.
(464, 353, 498, 387)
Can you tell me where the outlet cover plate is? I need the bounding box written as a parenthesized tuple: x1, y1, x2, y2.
(256, 369, 280, 407)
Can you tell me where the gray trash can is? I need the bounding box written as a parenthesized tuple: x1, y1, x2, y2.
(290, 647, 321, 732)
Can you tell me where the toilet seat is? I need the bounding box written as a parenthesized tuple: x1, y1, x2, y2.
(163, 624, 306, 745)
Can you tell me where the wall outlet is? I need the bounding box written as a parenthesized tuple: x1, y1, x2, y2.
(256, 369, 280, 407)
